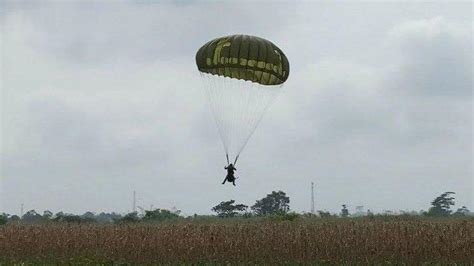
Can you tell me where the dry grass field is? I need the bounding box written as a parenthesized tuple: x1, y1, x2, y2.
(0, 217, 473, 264)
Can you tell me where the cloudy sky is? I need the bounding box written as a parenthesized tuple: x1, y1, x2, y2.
(1, 1, 472, 216)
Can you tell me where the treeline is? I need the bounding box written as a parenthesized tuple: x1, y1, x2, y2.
(1, 191, 471, 225)
(0, 208, 182, 225)
(211, 191, 471, 219)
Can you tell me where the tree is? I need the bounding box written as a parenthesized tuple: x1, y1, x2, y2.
(95, 212, 122, 223)
(52, 212, 87, 223)
(117, 212, 140, 223)
(9, 215, 20, 223)
(453, 206, 470, 217)
(317, 210, 332, 218)
(426, 192, 455, 216)
(340, 204, 349, 218)
(22, 210, 43, 223)
(0, 213, 7, 225)
(82, 211, 95, 219)
(212, 200, 248, 218)
(143, 209, 180, 222)
(251, 191, 290, 216)
(43, 210, 53, 220)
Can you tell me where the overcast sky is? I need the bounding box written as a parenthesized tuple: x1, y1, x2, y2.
(1, 1, 472, 216)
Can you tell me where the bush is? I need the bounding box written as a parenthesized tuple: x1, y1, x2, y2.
(116, 212, 140, 223)
(0, 214, 7, 225)
(143, 209, 180, 222)
(269, 212, 299, 221)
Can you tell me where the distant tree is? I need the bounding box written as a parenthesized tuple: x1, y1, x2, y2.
(452, 206, 470, 217)
(212, 200, 248, 218)
(117, 212, 140, 223)
(340, 204, 349, 218)
(82, 212, 96, 220)
(426, 192, 455, 217)
(52, 213, 87, 223)
(91, 212, 122, 223)
(43, 210, 53, 220)
(0, 213, 7, 225)
(9, 215, 20, 223)
(143, 209, 180, 222)
(62, 215, 84, 223)
(22, 210, 43, 223)
(317, 210, 332, 218)
(251, 191, 290, 215)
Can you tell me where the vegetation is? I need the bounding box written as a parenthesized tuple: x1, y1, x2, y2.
(0, 217, 472, 264)
(251, 190, 290, 215)
(0, 214, 7, 226)
(0, 191, 472, 264)
(212, 200, 248, 218)
(425, 191, 456, 216)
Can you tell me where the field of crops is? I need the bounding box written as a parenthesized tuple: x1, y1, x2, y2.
(0, 217, 472, 264)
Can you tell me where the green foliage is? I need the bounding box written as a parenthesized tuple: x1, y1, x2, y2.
(9, 215, 20, 223)
(269, 212, 299, 221)
(212, 200, 248, 218)
(426, 192, 455, 217)
(317, 210, 334, 218)
(22, 210, 44, 223)
(52, 212, 94, 223)
(0, 213, 7, 225)
(117, 212, 140, 223)
(452, 206, 470, 217)
(43, 210, 53, 219)
(251, 191, 290, 216)
(94, 212, 123, 223)
(241, 212, 253, 219)
(143, 209, 180, 222)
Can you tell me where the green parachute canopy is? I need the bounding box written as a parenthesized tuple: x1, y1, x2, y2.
(196, 35, 289, 86)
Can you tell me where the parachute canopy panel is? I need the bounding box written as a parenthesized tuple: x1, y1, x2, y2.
(196, 35, 289, 86)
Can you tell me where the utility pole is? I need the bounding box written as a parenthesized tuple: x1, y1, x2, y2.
(311, 182, 315, 214)
(20, 203, 24, 217)
(133, 191, 136, 213)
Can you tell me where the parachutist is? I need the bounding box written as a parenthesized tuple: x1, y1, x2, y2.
(197, 35, 289, 173)
(222, 163, 237, 186)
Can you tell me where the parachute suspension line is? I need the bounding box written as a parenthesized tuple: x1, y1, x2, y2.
(235, 83, 282, 158)
(201, 73, 282, 164)
(226, 153, 230, 165)
(210, 74, 233, 158)
(203, 73, 229, 155)
(233, 154, 240, 166)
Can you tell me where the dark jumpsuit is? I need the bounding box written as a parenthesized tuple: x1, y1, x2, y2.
(223, 165, 237, 185)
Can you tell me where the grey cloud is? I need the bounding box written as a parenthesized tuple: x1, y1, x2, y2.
(388, 17, 472, 97)
(4, 1, 298, 65)
(1, 2, 472, 215)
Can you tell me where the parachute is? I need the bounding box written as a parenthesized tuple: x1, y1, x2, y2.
(196, 34, 290, 165)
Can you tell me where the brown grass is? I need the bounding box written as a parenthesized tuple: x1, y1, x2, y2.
(0, 217, 473, 264)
